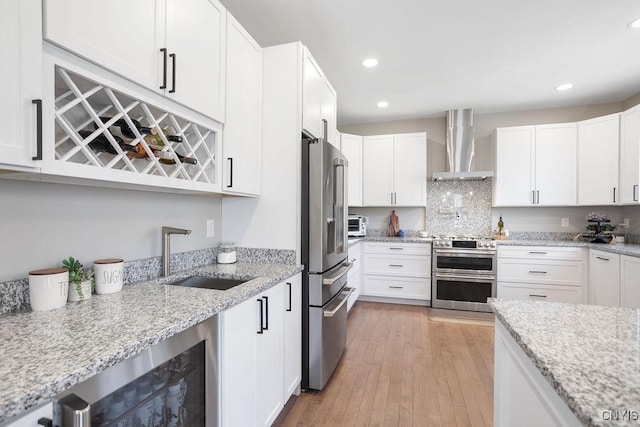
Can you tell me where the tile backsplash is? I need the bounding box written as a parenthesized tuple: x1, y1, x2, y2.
(425, 180, 492, 236)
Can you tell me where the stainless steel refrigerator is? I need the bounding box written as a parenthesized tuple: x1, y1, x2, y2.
(301, 131, 353, 390)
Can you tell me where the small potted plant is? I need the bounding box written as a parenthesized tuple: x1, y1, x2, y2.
(62, 256, 94, 302)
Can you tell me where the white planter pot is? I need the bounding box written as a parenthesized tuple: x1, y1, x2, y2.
(68, 280, 92, 302)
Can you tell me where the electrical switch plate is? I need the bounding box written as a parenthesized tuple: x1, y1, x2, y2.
(623, 218, 630, 228)
(206, 219, 215, 237)
(561, 218, 569, 227)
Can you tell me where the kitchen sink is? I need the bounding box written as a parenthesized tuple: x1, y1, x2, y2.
(167, 275, 247, 290)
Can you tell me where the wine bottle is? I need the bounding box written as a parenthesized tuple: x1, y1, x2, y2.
(78, 130, 137, 155)
(95, 117, 183, 142)
(127, 143, 197, 165)
(497, 215, 504, 235)
(145, 128, 184, 144)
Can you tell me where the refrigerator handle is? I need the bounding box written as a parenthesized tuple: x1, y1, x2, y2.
(333, 158, 347, 253)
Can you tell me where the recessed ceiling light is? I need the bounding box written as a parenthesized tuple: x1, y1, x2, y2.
(362, 58, 378, 68)
(556, 83, 574, 91)
(377, 101, 389, 108)
(628, 18, 640, 28)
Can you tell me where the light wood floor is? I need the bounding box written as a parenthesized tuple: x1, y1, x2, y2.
(275, 302, 495, 427)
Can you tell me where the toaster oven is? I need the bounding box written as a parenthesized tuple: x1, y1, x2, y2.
(347, 215, 368, 237)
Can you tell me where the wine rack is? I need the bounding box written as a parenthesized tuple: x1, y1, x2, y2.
(53, 65, 218, 188)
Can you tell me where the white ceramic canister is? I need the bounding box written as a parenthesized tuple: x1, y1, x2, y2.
(94, 259, 124, 294)
(28, 267, 69, 311)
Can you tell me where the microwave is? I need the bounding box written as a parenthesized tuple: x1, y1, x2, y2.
(348, 215, 368, 237)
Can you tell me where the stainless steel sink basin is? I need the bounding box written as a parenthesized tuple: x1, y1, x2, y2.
(167, 275, 247, 290)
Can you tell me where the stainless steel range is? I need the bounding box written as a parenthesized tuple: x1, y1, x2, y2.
(431, 235, 497, 312)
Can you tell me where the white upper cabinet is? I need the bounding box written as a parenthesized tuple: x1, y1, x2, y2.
(363, 135, 395, 205)
(393, 133, 427, 205)
(302, 48, 339, 147)
(165, 0, 226, 121)
(362, 132, 427, 206)
(535, 123, 577, 205)
(577, 113, 620, 205)
(494, 126, 535, 206)
(223, 12, 262, 196)
(340, 133, 363, 206)
(494, 123, 576, 207)
(0, 0, 43, 170)
(321, 80, 339, 148)
(619, 105, 640, 204)
(44, 0, 226, 121)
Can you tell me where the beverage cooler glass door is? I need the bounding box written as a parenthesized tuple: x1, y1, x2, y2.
(307, 139, 348, 273)
(54, 315, 218, 427)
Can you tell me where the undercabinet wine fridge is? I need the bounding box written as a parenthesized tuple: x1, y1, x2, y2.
(52, 316, 218, 427)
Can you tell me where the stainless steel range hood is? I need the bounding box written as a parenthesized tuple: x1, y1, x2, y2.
(432, 109, 494, 181)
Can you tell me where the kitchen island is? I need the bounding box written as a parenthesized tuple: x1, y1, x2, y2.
(490, 299, 640, 427)
(0, 262, 302, 423)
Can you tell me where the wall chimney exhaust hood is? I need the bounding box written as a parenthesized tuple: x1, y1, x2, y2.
(432, 108, 494, 181)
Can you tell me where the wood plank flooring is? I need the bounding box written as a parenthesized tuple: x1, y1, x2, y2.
(275, 302, 494, 427)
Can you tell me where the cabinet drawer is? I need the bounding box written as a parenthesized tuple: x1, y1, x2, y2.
(348, 243, 362, 272)
(498, 282, 583, 304)
(364, 254, 430, 277)
(364, 242, 431, 256)
(498, 246, 583, 261)
(363, 276, 430, 300)
(498, 259, 583, 286)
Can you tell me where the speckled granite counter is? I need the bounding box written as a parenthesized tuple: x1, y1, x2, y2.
(497, 239, 640, 258)
(490, 299, 640, 427)
(359, 236, 433, 244)
(0, 262, 302, 423)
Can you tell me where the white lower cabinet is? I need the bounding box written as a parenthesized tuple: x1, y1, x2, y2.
(621, 255, 640, 309)
(494, 321, 581, 427)
(497, 246, 585, 304)
(221, 275, 301, 427)
(283, 274, 302, 401)
(362, 242, 431, 302)
(347, 242, 362, 311)
(589, 250, 620, 307)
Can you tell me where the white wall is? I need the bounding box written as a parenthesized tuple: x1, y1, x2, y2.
(221, 43, 302, 261)
(0, 179, 222, 282)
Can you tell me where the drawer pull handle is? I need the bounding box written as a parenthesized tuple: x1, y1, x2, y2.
(389, 247, 403, 250)
(529, 251, 547, 254)
(389, 264, 404, 267)
(529, 270, 547, 274)
(596, 256, 610, 261)
(389, 286, 404, 289)
(529, 294, 547, 298)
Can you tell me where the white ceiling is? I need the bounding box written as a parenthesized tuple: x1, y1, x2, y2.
(219, 0, 640, 126)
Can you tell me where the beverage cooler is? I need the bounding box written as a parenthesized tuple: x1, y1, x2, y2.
(53, 316, 218, 427)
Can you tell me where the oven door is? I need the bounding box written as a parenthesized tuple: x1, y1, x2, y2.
(431, 274, 496, 312)
(433, 249, 496, 275)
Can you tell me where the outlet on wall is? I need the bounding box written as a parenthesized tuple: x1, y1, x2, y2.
(561, 218, 570, 228)
(206, 219, 215, 237)
(622, 218, 630, 228)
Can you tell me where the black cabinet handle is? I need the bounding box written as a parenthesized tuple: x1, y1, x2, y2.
(263, 296, 269, 330)
(286, 282, 292, 312)
(532, 190, 535, 204)
(529, 294, 547, 298)
(596, 256, 610, 261)
(160, 48, 168, 89)
(257, 299, 263, 334)
(169, 53, 176, 93)
(227, 157, 233, 188)
(613, 187, 617, 203)
(32, 99, 42, 160)
(634, 185, 639, 202)
(536, 190, 540, 205)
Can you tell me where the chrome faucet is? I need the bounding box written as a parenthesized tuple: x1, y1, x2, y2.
(162, 226, 191, 276)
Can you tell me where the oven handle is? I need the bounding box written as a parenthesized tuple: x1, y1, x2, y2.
(324, 287, 354, 317)
(323, 262, 353, 286)
(434, 273, 496, 283)
(433, 249, 496, 256)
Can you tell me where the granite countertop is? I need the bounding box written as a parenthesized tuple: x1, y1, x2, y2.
(359, 236, 433, 243)
(497, 239, 640, 257)
(490, 299, 640, 427)
(0, 262, 302, 423)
